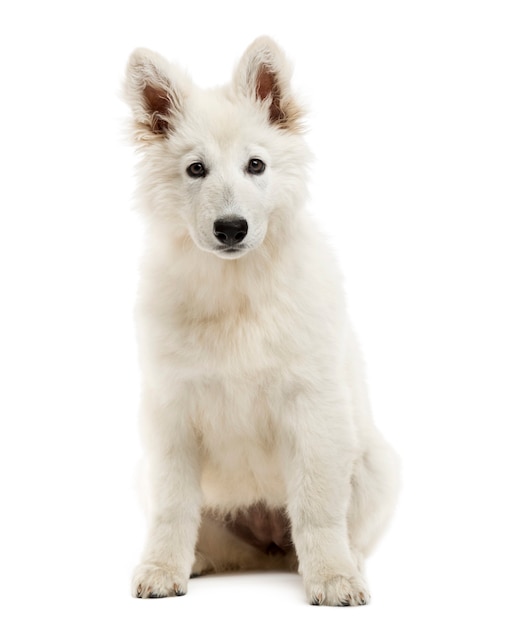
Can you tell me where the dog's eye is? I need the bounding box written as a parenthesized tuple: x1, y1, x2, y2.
(187, 162, 207, 178)
(247, 158, 266, 175)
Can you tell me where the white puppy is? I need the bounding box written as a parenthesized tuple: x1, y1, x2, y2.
(124, 36, 399, 606)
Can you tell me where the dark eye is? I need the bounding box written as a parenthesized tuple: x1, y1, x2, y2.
(187, 162, 207, 178)
(247, 158, 266, 175)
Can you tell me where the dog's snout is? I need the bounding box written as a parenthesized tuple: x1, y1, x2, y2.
(213, 217, 248, 246)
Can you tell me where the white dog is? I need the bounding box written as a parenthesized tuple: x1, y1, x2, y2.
(124, 36, 399, 606)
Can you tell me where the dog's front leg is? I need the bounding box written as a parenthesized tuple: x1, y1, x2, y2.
(132, 390, 202, 598)
(284, 395, 369, 607)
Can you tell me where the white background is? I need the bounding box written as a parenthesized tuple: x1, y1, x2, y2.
(1, 1, 510, 624)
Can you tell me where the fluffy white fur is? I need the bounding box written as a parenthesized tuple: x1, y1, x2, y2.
(124, 36, 399, 606)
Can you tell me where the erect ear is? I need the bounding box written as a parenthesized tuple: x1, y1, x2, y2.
(123, 48, 192, 142)
(233, 36, 303, 132)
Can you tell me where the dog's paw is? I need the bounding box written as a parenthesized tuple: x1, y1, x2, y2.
(306, 574, 370, 607)
(132, 562, 189, 599)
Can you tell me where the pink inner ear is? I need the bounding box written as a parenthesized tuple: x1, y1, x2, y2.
(255, 65, 284, 125)
(143, 83, 170, 134)
(256, 65, 275, 101)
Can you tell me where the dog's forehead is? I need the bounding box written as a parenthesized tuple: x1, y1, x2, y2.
(184, 88, 270, 148)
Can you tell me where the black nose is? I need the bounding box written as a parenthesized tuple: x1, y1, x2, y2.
(213, 217, 248, 246)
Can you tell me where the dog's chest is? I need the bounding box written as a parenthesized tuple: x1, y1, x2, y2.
(170, 290, 297, 377)
(148, 278, 304, 507)
(190, 377, 288, 508)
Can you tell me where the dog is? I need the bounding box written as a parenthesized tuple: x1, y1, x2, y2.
(123, 36, 399, 606)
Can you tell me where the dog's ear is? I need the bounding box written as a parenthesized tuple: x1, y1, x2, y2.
(124, 48, 191, 143)
(233, 36, 303, 132)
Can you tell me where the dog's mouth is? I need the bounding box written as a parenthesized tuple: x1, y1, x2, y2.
(213, 244, 249, 259)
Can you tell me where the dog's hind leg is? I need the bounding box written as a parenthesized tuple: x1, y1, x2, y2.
(348, 433, 400, 564)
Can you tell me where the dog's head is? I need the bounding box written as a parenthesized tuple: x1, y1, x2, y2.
(124, 37, 308, 260)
